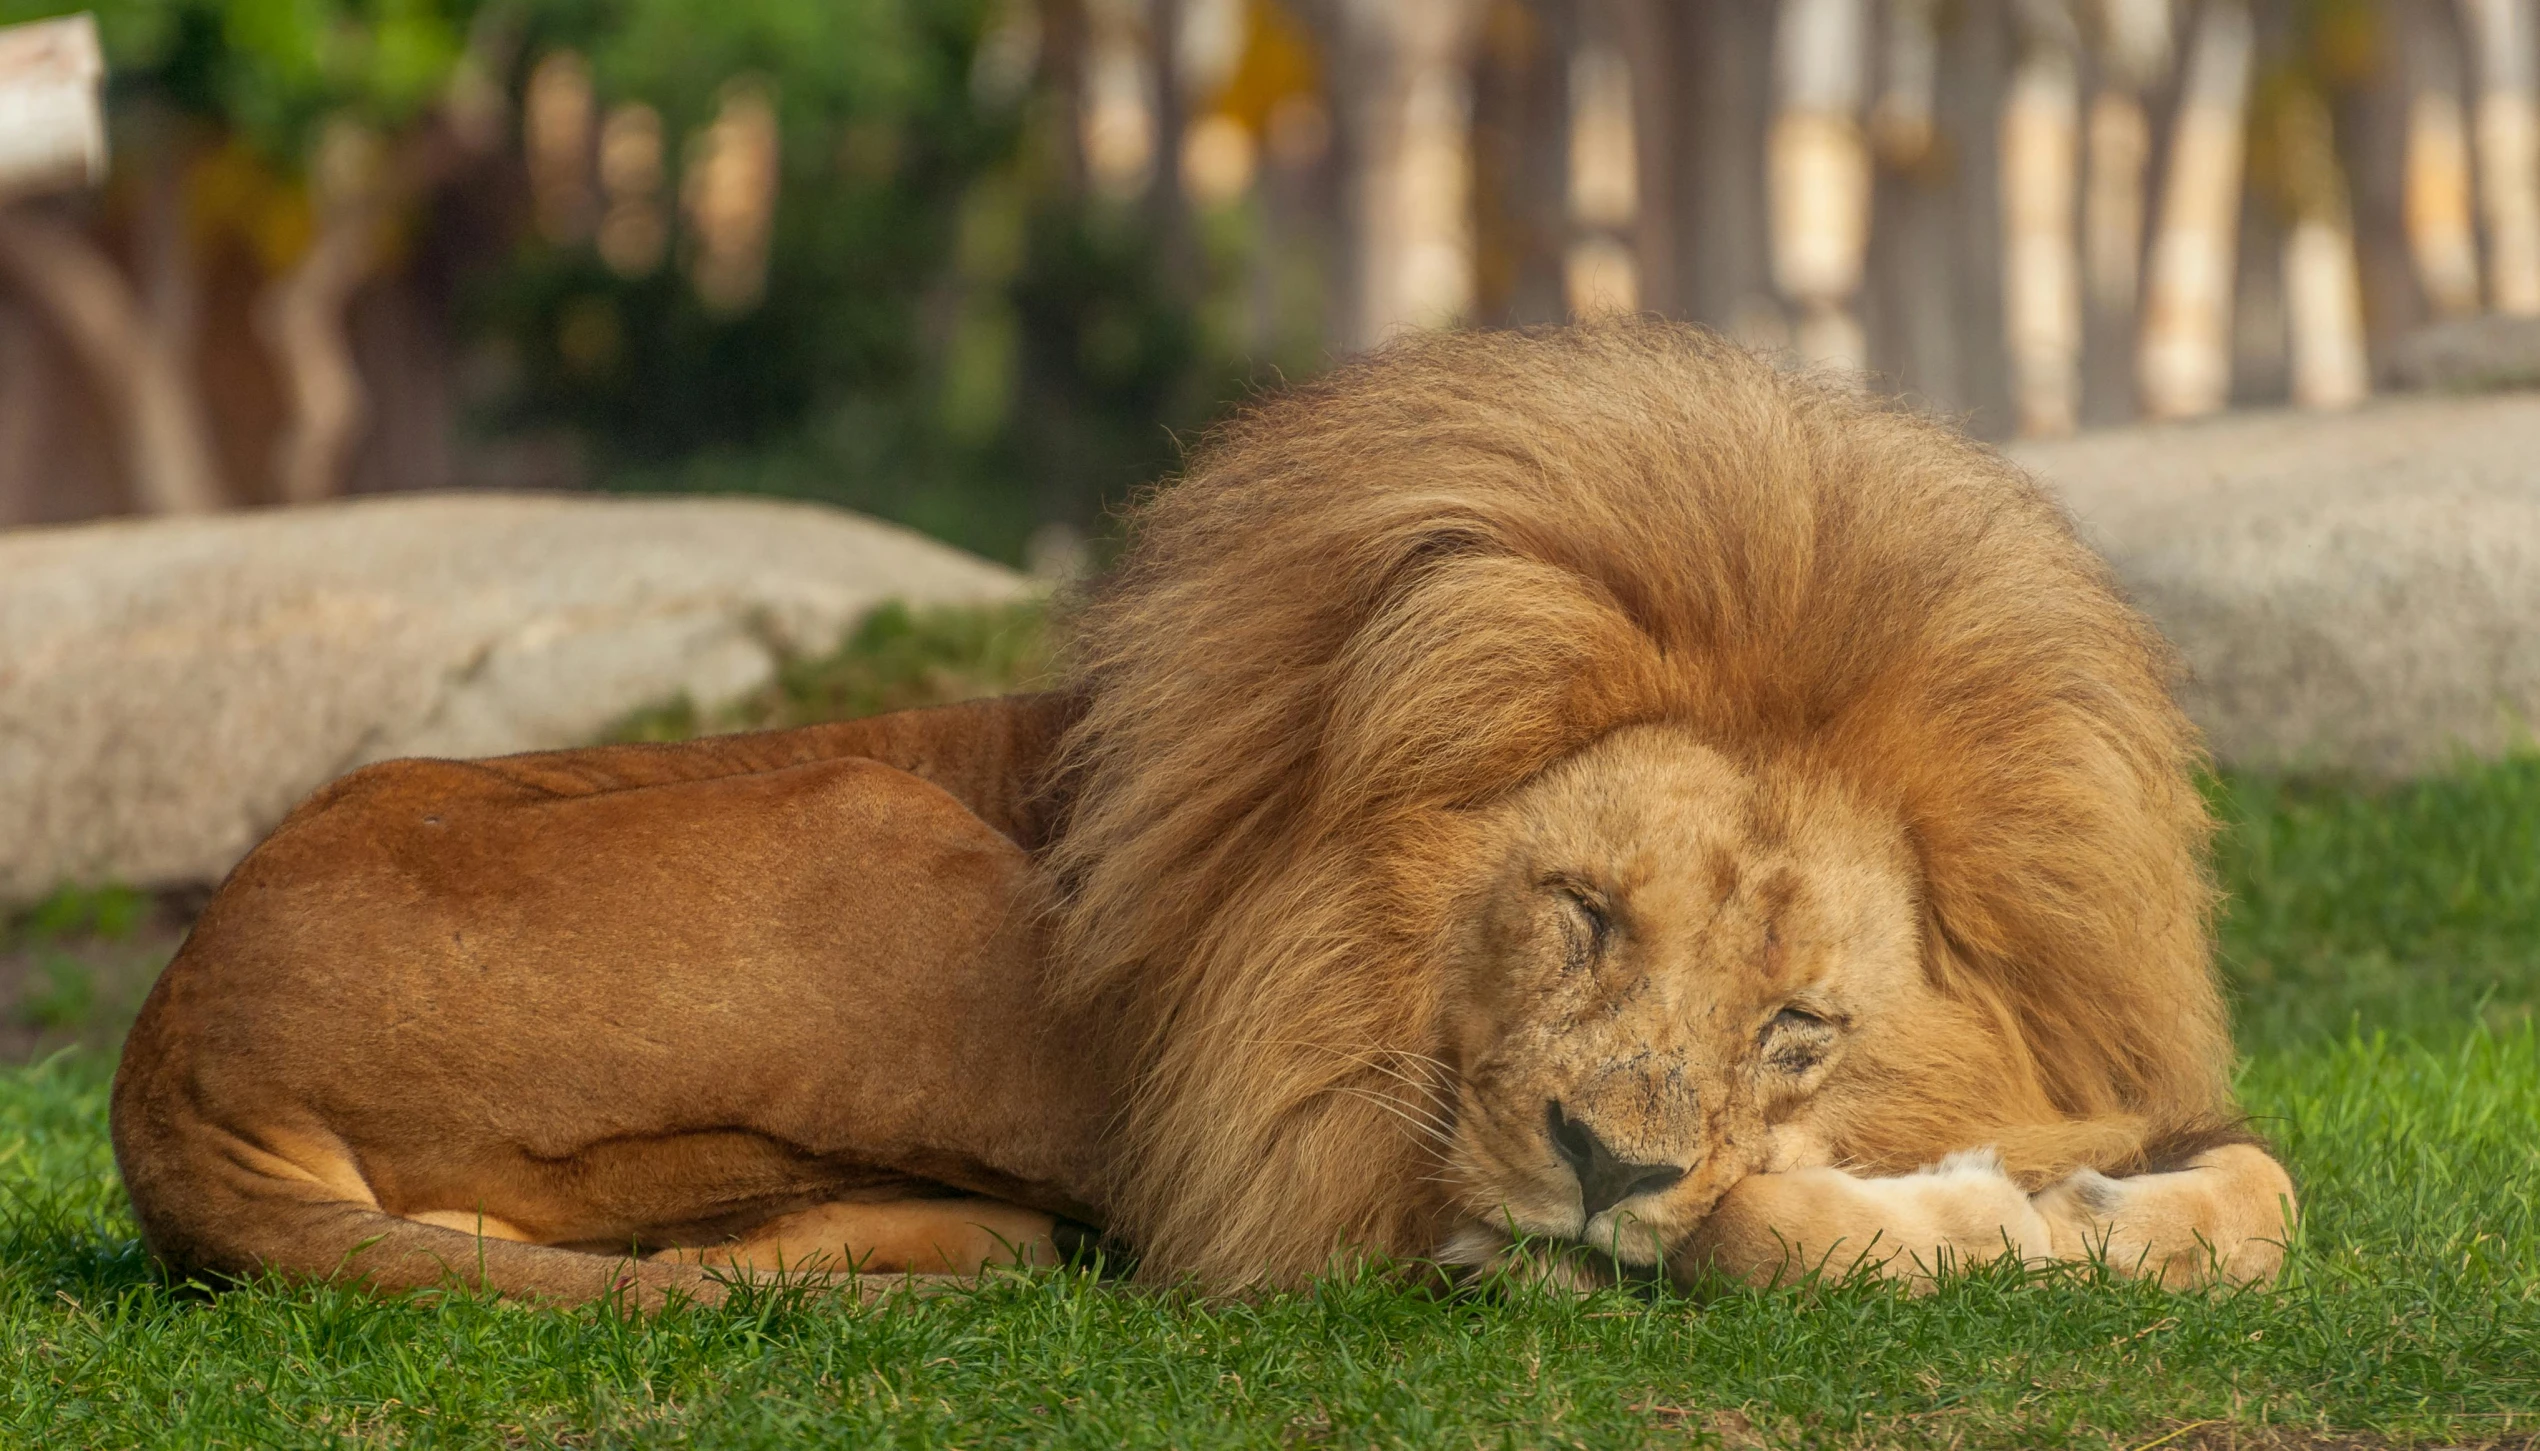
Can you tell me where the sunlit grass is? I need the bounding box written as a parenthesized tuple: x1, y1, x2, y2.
(2, 604, 2535, 1447)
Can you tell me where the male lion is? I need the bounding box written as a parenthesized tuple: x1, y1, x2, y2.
(112, 323, 2293, 1306)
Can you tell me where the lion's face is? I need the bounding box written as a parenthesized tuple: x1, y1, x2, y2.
(1434, 724, 1926, 1270)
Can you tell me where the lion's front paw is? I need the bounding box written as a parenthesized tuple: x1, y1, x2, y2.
(1678, 1151, 2055, 1289)
(2032, 1143, 2296, 1288)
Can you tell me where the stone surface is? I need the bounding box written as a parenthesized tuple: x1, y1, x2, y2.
(13, 399, 2537, 898)
(0, 493, 1025, 900)
(2011, 391, 2540, 777)
(2387, 314, 2540, 393)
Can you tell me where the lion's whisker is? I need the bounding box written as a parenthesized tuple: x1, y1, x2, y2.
(1332, 1088, 1456, 1144)
(1361, 1087, 1463, 1148)
(1237, 1037, 1457, 1084)
(1330, 1086, 1458, 1149)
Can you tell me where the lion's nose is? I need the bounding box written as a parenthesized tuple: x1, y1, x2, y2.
(1546, 1100, 1688, 1221)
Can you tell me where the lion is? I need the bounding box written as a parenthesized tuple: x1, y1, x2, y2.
(110, 322, 2293, 1306)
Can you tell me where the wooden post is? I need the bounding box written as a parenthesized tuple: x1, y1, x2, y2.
(1769, 0, 1871, 370)
(0, 14, 105, 199)
(1871, 0, 1940, 169)
(2277, 86, 2371, 410)
(2083, 0, 2168, 323)
(1083, 0, 1158, 200)
(0, 13, 228, 515)
(1339, 0, 1482, 345)
(525, 51, 597, 244)
(683, 78, 781, 316)
(2001, 0, 2081, 437)
(2459, 0, 2540, 313)
(2404, 0, 2482, 318)
(2138, 0, 2253, 421)
(1567, 19, 1639, 315)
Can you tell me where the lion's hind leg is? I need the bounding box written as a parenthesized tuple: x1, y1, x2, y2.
(659, 1197, 1063, 1277)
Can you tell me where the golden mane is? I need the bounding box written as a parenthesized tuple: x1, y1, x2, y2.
(1045, 321, 2228, 1289)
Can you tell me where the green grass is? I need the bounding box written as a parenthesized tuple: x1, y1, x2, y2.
(603, 599, 1058, 744)
(3, 606, 2536, 1447)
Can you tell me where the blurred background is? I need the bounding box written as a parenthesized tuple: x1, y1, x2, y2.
(0, 0, 2519, 564)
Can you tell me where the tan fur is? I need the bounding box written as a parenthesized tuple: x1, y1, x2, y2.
(112, 695, 1110, 1306)
(1048, 320, 2267, 1288)
(115, 320, 2289, 1306)
(1687, 1144, 2295, 1289)
(661, 1199, 1063, 1276)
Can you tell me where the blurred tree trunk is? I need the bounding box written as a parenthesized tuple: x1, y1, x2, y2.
(1611, 0, 1677, 317)
(2276, 84, 2371, 410)
(2460, 0, 2540, 313)
(0, 301, 34, 521)
(2139, 0, 2253, 420)
(2322, 8, 2415, 388)
(257, 35, 506, 508)
(1040, 0, 1092, 194)
(2001, 0, 2081, 436)
(0, 207, 225, 513)
(2077, 0, 2169, 422)
(1149, 0, 1197, 295)
(1676, 0, 1774, 339)
(1470, 0, 1571, 325)
(2400, 0, 2481, 318)
(1566, 7, 1639, 313)
(1319, 0, 1483, 346)
(260, 121, 388, 505)
(1769, 0, 1872, 369)
(1864, 0, 1963, 409)
(2083, 0, 2169, 321)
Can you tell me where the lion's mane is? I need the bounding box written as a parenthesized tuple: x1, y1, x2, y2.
(1046, 322, 2227, 1288)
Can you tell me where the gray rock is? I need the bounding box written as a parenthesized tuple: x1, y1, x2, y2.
(0, 493, 1025, 901)
(13, 400, 2531, 900)
(2011, 392, 2540, 776)
(2387, 314, 2540, 394)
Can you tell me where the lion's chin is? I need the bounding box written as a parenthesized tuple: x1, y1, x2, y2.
(1432, 1221, 1676, 1292)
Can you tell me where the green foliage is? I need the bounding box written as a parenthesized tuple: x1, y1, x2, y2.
(607, 597, 1055, 742)
(4, 887, 146, 949)
(4, 0, 1259, 561)
(15, 956, 94, 1034)
(3, 888, 163, 1045)
(485, 0, 1253, 563)
(2, 0, 464, 151)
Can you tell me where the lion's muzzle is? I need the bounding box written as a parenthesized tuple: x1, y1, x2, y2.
(1545, 1099, 1687, 1220)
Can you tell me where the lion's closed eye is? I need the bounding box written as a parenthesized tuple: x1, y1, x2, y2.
(1760, 1007, 1836, 1072)
(1551, 883, 1612, 970)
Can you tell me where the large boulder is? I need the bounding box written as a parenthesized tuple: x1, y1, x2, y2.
(13, 399, 2537, 900)
(0, 493, 1025, 901)
(2011, 391, 2540, 777)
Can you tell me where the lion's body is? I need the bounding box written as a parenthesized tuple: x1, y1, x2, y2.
(113, 696, 1110, 1303)
(113, 322, 2291, 1305)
